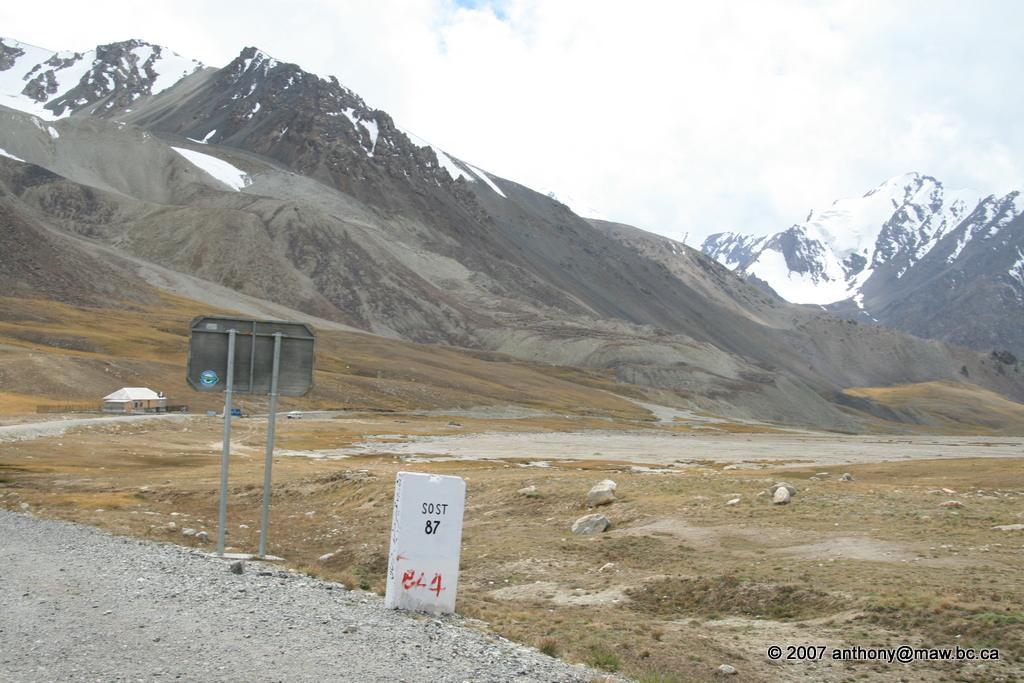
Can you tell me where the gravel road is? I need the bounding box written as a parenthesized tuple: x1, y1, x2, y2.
(0, 414, 194, 443)
(0, 509, 607, 682)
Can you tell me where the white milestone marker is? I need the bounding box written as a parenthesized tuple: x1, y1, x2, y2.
(384, 471, 466, 613)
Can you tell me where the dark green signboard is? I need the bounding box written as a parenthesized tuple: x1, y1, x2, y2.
(187, 316, 315, 397)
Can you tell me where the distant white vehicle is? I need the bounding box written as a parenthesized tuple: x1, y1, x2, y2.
(286, 411, 302, 419)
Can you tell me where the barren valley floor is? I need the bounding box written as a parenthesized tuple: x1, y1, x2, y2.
(2, 412, 1023, 682)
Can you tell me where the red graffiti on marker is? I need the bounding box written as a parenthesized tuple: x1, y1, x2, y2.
(401, 569, 445, 596)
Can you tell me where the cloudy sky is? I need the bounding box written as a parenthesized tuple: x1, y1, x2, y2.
(3, 0, 1023, 243)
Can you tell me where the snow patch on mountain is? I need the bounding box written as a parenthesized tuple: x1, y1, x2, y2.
(465, 164, 505, 197)
(187, 129, 217, 145)
(0, 39, 85, 118)
(135, 44, 201, 96)
(28, 117, 58, 140)
(745, 232, 851, 304)
(0, 147, 25, 162)
(391, 126, 477, 186)
(172, 147, 250, 191)
(431, 147, 470, 182)
(361, 118, 380, 155)
(399, 124, 509, 197)
(810, 173, 922, 257)
(239, 50, 279, 76)
(418, 147, 505, 198)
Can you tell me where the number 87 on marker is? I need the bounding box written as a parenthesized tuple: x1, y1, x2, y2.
(385, 472, 466, 614)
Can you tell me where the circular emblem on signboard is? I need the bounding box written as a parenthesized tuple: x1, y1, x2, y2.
(199, 370, 219, 387)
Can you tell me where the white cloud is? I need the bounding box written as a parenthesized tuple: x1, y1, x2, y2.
(4, 0, 1024, 242)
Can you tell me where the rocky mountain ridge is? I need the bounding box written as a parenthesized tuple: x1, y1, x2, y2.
(0, 38, 206, 119)
(701, 173, 1024, 357)
(2, 37, 1023, 430)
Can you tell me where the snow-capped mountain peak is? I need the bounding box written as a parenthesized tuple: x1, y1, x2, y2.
(814, 172, 932, 258)
(700, 172, 1024, 356)
(0, 37, 203, 120)
(701, 173, 1000, 306)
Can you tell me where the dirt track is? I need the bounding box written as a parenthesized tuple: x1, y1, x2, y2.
(0, 413, 192, 442)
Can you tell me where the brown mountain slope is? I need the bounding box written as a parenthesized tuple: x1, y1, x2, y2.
(0, 173, 156, 309)
(1, 45, 1023, 430)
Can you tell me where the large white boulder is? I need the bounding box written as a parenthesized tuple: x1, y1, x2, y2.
(572, 513, 610, 535)
(587, 479, 618, 507)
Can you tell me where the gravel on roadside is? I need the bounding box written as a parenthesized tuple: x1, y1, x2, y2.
(0, 509, 614, 682)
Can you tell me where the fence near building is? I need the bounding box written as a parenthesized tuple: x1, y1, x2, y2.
(36, 404, 103, 413)
(36, 404, 189, 414)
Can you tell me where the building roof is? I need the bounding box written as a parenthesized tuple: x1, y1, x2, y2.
(103, 387, 163, 401)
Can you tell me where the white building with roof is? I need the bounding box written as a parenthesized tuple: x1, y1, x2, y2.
(102, 387, 167, 414)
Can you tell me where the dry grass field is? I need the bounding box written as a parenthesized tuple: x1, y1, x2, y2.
(3, 413, 1024, 683)
(2, 294, 1024, 682)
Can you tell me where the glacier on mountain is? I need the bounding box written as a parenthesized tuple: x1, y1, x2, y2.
(701, 173, 1000, 305)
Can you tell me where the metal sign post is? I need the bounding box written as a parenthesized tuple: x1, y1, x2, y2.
(187, 317, 315, 559)
(217, 330, 236, 556)
(259, 333, 282, 558)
